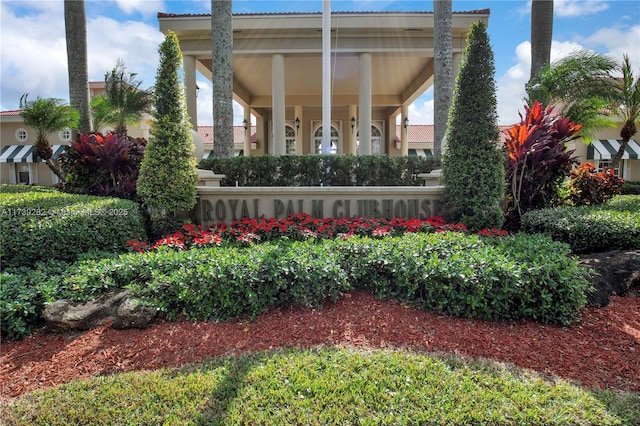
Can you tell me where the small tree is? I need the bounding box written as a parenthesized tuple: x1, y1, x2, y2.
(441, 21, 504, 232)
(19, 94, 80, 181)
(103, 59, 153, 136)
(137, 31, 198, 231)
(610, 54, 640, 169)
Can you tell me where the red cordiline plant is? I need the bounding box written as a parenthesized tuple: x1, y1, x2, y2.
(60, 132, 146, 200)
(504, 100, 582, 222)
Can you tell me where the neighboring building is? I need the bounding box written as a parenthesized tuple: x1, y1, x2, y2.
(0, 81, 151, 186)
(158, 9, 490, 157)
(571, 123, 640, 181)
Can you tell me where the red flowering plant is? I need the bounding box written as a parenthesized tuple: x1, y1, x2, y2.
(128, 213, 507, 254)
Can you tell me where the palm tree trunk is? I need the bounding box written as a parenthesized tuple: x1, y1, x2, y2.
(611, 120, 637, 169)
(212, 0, 234, 158)
(433, 0, 453, 160)
(64, 0, 92, 135)
(529, 0, 554, 83)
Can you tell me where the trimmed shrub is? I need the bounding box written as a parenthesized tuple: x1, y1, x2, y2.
(441, 21, 504, 232)
(622, 181, 640, 195)
(44, 232, 589, 328)
(137, 31, 198, 215)
(0, 185, 146, 268)
(200, 154, 438, 187)
(521, 195, 640, 253)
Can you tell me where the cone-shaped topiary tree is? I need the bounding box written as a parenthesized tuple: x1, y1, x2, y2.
(138, 31, 198, 226)
(441, 21, 504, 232)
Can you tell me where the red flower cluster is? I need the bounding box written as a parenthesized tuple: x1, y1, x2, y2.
(128, 213, 505, 253)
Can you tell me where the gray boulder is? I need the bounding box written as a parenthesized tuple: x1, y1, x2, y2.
(43, 290, 157, 331)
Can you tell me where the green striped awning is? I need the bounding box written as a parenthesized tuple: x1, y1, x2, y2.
(587, 139, 639, 160)
(0, 144, 67, 163)
(0, 145, 35, 162)
(408, 149, 433, 158)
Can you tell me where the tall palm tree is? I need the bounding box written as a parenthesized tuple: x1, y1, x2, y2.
(19, 94, 80, 181)
(64, 0, 91, 134)
(104, 59, 153, 136)
(211, 0, 234, 158)
(526, 50, 618, 141)
(528, 0, 553, 85)
(433, 0, 452, 160)
(610, 54, 640, 168)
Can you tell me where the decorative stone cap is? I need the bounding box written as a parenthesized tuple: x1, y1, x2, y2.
(417, 169, 442, 186)
(197, 169, 225, 187)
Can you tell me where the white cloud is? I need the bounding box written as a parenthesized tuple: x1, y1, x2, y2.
(495, 39, 590, 125)
(0, 2, 68, 109)
(0, 2, 164, 111)
(86, 16, 164, 89)
(582, 25, 640, 71)
(407, 88, 434, 125)
(114, 0, 165, 17)
(554, 0, 609, 17)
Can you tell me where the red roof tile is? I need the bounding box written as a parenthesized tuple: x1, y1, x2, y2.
(158, 9, 490, 19)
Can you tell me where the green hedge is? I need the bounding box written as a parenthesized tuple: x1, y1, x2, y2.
(622, 181, 640, 195)
(0, 185, 147, 268)
(521, 195, 640, 253)
(0, 232, 586, 338)
(199, 154, 439, 186)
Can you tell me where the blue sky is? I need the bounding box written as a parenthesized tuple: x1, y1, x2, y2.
(1, 0, 638, 125)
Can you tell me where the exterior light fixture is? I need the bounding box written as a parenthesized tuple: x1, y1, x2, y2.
(243, 118, 248, 131)
(403, 116, 409, 129)
(295, 117, 300, 131)
(350, 116, 356, 130)
(195, 85, 200, 97)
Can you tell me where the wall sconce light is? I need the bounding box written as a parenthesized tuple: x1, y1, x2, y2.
(403, 116, 409, 129)
(243, 118, 248, 131)
(195, 84, 200, 98)
(350, 116, 356, 131)
(295, 117, 300, 131)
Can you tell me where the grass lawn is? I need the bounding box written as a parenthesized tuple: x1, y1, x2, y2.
(2, 347, 638, 425)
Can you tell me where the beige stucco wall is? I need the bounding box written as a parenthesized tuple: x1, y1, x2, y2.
(1, 114, 151, 186)
(571, 122, 640, 182)
(193, 185, 445, 227)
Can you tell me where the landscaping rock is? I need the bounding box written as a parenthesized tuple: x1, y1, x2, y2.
(579, 250, 640, 307)
(112, 296, 158, 330)
(43, 290, 157, 331)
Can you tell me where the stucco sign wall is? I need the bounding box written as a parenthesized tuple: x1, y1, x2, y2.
(192, 186, 445, 226)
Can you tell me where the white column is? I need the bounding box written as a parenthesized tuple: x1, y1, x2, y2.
(321, 0, 332, 154)
(183, 54, 198, 129)
(348, 104, 358, 155)
(294, 105, 303, 155)
(272, 54, 286, 156)
(358, 52, 372, 155)
(401, 104, 409, 156)
(243, 105, 251, 156)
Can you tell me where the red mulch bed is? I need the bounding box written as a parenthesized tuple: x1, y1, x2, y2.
(1, 291, 639, 400)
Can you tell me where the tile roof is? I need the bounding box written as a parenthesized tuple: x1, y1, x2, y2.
(198, 125, 257, 145)
(158, 9, 490, 19)
(0, 110, 21, 116)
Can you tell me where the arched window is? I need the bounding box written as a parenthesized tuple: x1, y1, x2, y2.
(313, 125, 339, 154)
(357, 124, 383, 154)
(285, 124, 296, 155)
